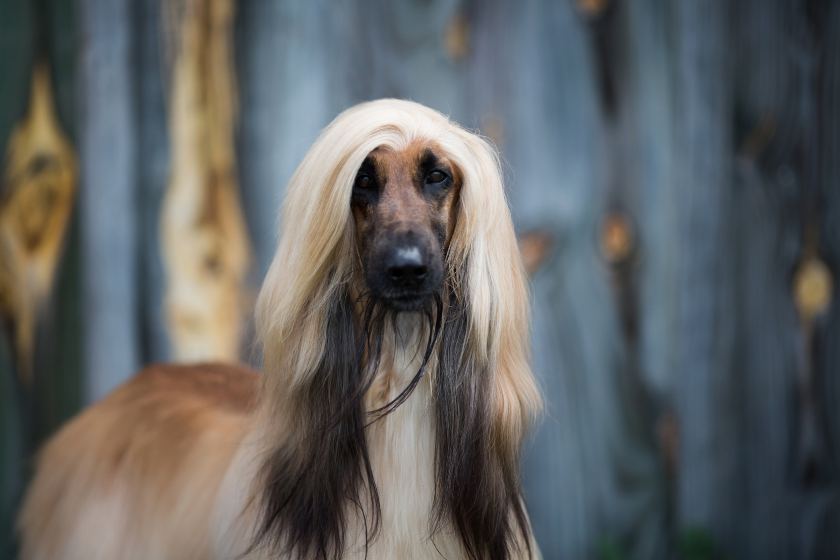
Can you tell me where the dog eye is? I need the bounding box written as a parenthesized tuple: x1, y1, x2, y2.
(356, 174, 373, 189)
(427, 171, 447, 184)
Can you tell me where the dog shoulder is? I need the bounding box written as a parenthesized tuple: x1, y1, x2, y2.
(17, 362, 259, 560)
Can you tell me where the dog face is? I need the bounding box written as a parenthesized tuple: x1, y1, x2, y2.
(351, 142, 461, 311)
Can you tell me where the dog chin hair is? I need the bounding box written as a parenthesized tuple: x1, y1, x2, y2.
(381, 294, 436, 313)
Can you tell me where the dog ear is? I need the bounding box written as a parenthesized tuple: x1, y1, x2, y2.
(254, 290, 380, 560)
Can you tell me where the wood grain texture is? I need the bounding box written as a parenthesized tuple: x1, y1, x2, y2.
(161, 0, 252, 364)
(1, 2, 83, 557)
(78, 0, 139, 401)
(2, 1, 839, 559)
(672, 1, 840, 559)
(815, 5, 840, 558)
(673, 0, 735, 538)
(0, 63, 77, 380)
(137, 0, 172, 364)
(235, 0, 338, 278)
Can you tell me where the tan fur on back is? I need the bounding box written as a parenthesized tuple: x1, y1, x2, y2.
(17, 363, 257, 560)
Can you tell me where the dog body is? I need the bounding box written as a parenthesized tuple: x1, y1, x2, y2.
(19, 349, 463, 560)
(17, 363, 258, 560)
(18, 100, 541, 560)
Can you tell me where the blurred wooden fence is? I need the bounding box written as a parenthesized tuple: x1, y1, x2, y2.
(1, 0, 839, 559)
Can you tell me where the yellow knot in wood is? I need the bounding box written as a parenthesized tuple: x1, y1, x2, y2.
(0, 62, 77, 381)
(577, 0, 610, 18)
(600, 212, 634, 264)
(518, 230, 553, 276)
(793, 256, 833, 322)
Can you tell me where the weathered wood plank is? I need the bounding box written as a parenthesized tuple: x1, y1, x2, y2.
(814, 1, 840, 557)
(669, 1, 840, 559)
(236, 0, 337, 276)
(0, 1, 83, 556)
(729, 2, 817, 556)
(508, 1, 668, 558)
(160, 0, 253, 364)
(77, 0, 139, 401)
(136, 0, 171, 364)
(1, 3, 836, 560)
(674, 0, 734, 544)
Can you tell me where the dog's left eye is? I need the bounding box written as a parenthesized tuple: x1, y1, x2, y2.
(356, 174, 373, 189)
(426, 171, 447, 184)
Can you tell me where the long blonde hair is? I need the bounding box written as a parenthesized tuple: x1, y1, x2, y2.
(253, 99, 541, 560)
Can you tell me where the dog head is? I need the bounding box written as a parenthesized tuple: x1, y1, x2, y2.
(255, 99, 541, 560)
(351, 143, 460, 311)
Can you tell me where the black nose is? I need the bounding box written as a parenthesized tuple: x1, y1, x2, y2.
(385, 246, 427, 287)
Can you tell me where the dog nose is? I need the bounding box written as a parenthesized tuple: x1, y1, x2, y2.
(385, 246, 427, 287)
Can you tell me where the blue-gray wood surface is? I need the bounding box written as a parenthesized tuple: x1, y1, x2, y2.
(2, 1, 839, 559)
(77, 0, 140, 402)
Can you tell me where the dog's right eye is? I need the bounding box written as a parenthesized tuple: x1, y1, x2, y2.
(427, 171, 446, 184)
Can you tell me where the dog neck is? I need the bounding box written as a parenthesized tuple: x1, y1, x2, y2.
(214, 312, 463, 559)
(363, 312, 430, 411)
(352, 312, 459, 558)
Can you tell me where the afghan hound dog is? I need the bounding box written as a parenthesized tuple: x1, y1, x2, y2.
(17, 99, 542, 560)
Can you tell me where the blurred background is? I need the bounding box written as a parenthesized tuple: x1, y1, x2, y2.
(1, 0, 839, 559)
